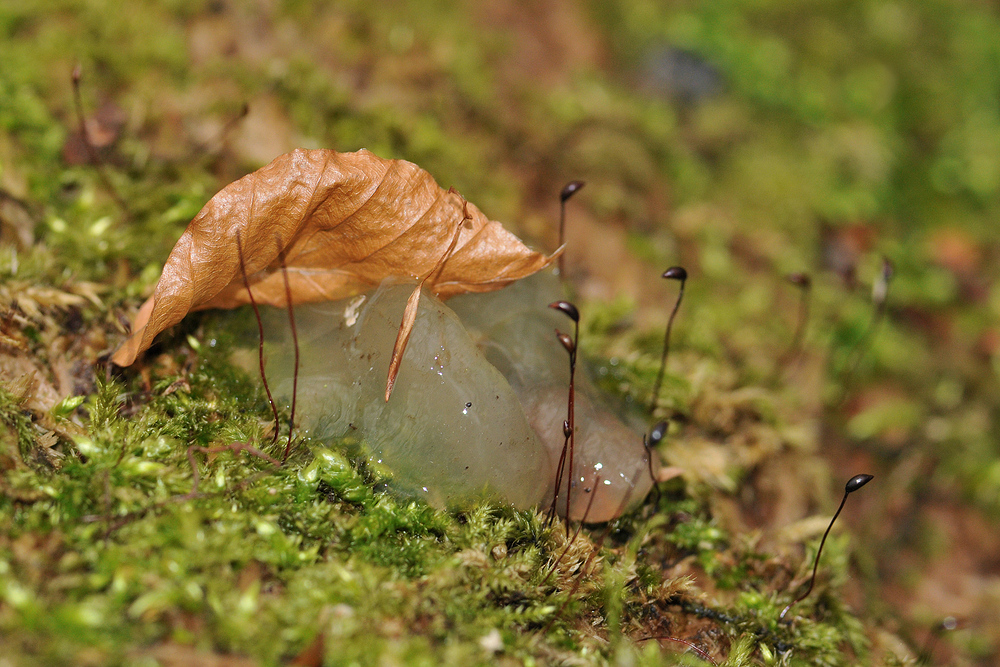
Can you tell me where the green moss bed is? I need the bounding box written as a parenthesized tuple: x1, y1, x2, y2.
(4, 1, 1000, 665)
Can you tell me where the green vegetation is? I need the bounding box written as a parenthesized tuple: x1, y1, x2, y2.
(3, 0, 1000, 664)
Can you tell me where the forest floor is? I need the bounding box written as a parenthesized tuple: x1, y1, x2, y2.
(3, 1, 1000, 665)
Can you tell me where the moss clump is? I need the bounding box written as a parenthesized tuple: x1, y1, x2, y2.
(4, 0, 1000, 664)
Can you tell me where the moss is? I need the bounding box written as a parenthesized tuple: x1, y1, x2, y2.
(4, 0, 1000, 664)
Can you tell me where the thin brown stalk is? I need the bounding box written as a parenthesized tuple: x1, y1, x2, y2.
(782, 272, 812, 366)
(779, 473, 873, 620)
(544, 424, 570, 530)
(279, 258, 299, 462)
(556, 181, 584, 276)
(650, 267, 687, 414)
(275, 237, 300, 462)
(645, 421, 668, 509)
(841, 257, 893, 384)
(564, 333, 577, 534)
(546, 301, 579, 535)
(235, 230, 280, 444)
(185, 102, 249, 160)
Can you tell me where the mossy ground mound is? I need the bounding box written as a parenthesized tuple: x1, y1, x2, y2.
(3, 1, 1000, 664)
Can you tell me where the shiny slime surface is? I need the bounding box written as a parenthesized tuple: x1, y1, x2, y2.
(260, 271, 655, 521)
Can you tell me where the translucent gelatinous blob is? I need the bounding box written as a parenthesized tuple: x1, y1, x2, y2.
(450, 272, 655, 522)
(262, 280, 551, 510)
(259, 272, 654, 520)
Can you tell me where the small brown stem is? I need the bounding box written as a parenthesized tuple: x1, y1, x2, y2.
(279, 245, 299, 463)
(186, 102, 249, 160)
(235, 230, 280, 444)
(556, 181, 584, 276)
(780, 473, 873, 620)
(917, 616, 960, 666)
(541, 463, 645, 636)
(544, 423, 570, 530)
(650, 267, 687, 414)
(564, 333, 576, 534)
(547, 301, 579, 534)
(386, 199, 471, 402)
(645, 420, 668, 509)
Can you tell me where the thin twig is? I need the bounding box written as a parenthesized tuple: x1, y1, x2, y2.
(645, 420, 668, 509)
(545, 301, 579, 535)
(385, 199, 471, 401)
(185, 102, 249, 160)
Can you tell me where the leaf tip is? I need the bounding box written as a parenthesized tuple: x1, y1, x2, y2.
(384, 284, 424, 403)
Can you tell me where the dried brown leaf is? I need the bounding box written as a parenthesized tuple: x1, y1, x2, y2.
(384, 204, 470, 400)
(113, 148, 555, 366)
(385, 284, 422, 402)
